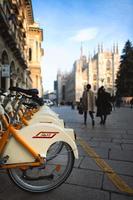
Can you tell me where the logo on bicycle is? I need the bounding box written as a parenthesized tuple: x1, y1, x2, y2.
(32, 131, 59, 138)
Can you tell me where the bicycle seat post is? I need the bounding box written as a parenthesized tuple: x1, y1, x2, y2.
(10, 95, 26, 124)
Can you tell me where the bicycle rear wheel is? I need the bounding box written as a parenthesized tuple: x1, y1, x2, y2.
(46, 141, 64, 160)
(8, 142, 74, 193)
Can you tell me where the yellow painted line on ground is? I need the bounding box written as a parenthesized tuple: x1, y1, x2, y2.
(77, 137, 133, 195)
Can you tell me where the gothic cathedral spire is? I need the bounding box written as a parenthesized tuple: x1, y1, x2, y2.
(80, 41, 83, 58)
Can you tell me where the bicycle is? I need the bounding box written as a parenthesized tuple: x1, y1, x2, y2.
(0, 87, 78, 193)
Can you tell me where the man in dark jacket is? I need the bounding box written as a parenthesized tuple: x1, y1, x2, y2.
(96, 86, 112, 125)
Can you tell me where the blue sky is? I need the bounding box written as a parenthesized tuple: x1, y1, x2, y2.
(32, 0, 133, 92)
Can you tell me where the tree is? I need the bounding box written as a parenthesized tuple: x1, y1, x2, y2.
(116, 40, 133, 97)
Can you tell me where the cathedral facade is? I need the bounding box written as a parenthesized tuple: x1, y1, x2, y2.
(56, 44, 120, 104)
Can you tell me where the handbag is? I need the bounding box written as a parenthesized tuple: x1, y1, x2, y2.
(78, 104, 83, 114)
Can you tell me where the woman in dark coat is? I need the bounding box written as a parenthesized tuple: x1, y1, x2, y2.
(96, 86, 112, 125)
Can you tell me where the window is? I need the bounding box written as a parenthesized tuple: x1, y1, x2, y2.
(93, 74, 97, 80)
(29, 48, 32, 61)
(36, 41, 38, 61)
(107, 77, 110, 83)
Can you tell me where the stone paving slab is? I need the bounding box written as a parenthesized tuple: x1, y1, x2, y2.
(0, 106, 133, 200)
(103, 174, 133, 194)
(106, 159, 133, 176)
(79, 145, 109, 159)
(80, 140, 101, 148)
(99, 142, 122, 150)
(127, 130, 133, 134)
(122, 144, 133, 150)
(122, 135, 133, 139)
(91, 147, 109, 159)
(73, 156, 84, 168)
(111, 193, 133, 200)
(66, 168, 103, 189)
(79, 156, 102, 171)
(53, 106, 133, 195)
(76, 145, 88, 156)
(90, 137, 112, 142)
(0, 174, 110, 200)
(109, 149, 133, 162)
(112, 138, 133, 144)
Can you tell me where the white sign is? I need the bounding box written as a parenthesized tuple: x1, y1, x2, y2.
(2, 64, 10, 77)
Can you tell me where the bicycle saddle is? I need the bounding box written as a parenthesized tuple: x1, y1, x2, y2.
(9, 87, 39, 96)
(32, 96, 44, 106)
(23, 102, 38, 108)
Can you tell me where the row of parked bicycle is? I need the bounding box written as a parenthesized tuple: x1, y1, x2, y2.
(0, 87, 78, 193)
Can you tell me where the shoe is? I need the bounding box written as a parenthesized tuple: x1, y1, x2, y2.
(92, 120, 95, 126)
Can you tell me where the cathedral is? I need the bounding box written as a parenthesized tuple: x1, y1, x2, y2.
(56, 44, 120, 105)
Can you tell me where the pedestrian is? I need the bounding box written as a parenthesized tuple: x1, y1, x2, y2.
(111, 95, 116, 110)
(115, 96, 121, 108)
(130, 97, 133, 109)
(82, 84, 95, 126)
(71, 101, 75, 109)
(96, 86, 112, 125)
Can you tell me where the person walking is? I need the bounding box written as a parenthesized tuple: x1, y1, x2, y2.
(82, 84, 95, 126)
(130, 97, 133, 109)
(96, 86, 112, 125)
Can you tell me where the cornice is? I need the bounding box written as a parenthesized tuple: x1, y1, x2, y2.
(25, 0, 34, 24)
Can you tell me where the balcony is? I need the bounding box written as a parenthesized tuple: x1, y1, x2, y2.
(0, 5, 27, 69)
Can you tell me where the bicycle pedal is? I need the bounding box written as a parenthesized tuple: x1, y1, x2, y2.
(0, 155, 9, 164)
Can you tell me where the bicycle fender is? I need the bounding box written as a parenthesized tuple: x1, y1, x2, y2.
(3, 123, 78, 164)
(29, 115, 64, 128)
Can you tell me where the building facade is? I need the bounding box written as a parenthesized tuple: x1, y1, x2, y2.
(56, 44, 120, 104)
(27, 22, 44, 96)
(0, 0, 43, 96)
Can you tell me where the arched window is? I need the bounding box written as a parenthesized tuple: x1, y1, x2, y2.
(2, 51, 9, 65)
(17, 68, 20, 74)
(36, 41, 38, 61)
(10, 61, 15, 74)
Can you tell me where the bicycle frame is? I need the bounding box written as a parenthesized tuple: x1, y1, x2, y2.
(0, 113, 78, 168)
(0, 88, 79, 193)
(0, 114, 44, 169)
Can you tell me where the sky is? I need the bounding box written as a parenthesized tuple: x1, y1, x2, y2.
(32, 0, 133, 92)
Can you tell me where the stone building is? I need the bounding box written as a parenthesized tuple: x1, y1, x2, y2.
(89, 44, 120, 95)
(27, 22, 44, 96)
(0, 0, 43, 96)
(56, 44, 120, 104)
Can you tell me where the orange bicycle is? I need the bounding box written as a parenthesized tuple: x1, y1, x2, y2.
(0, 87, 78, 193)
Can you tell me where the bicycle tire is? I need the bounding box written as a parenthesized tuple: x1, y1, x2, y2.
(8, 142, 74, 193)
(46, 141, 64, 161)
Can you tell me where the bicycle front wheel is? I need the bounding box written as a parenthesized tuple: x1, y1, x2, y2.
(8, 142, 75, 193)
